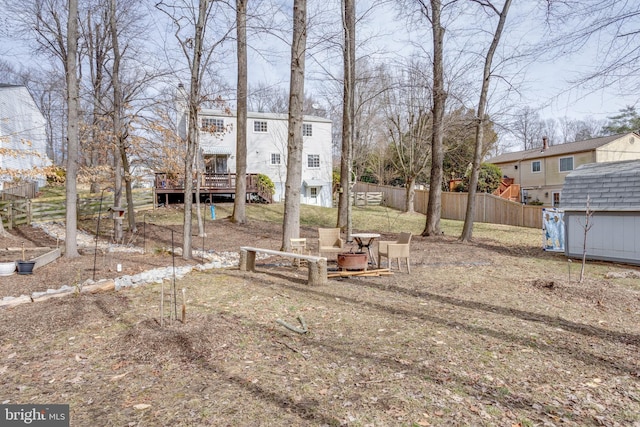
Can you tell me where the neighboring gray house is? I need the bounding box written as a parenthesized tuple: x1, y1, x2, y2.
(561, 160, 640, 265)
(0, 84, 51, 189)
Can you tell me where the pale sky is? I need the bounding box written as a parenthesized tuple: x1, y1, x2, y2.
(1, 0, 637, 124)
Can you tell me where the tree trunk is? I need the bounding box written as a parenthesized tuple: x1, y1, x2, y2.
(113, 135, 123, 242)
(196, 168, 205, 237)
(121, 149, 137, 234)
(281, 0, 307, 252)
(110, 0, 123, 244)
(337, 0, 355, 240)
(405, 176, 416, 213)
(460, 0, 512, 242)
(64, 0, 79, 258)
(423, 0, 445, 237)
(0, 213, 6, 237)
(182, 0, 209, 260)
(233, 0, 248, 224)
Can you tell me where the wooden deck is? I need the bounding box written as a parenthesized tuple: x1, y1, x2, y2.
(155, 173, 273, 204)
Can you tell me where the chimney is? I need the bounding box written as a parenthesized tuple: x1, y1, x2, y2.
(542, 136, 548, 151)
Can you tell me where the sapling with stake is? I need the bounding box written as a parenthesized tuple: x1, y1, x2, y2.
(181, 288, 186, 323)
(579, 195, 594, 283)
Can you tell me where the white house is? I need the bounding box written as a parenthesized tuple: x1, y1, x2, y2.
(0, 84, 51, 190)
(195, 109, 334, 208)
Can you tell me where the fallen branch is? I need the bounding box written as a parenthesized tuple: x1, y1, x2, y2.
(275, 340, 309, 359)
(276, 316, 308, 334)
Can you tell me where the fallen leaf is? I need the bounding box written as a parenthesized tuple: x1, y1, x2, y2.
(110, 372, 129, 381)
(133, 404, 151, 410)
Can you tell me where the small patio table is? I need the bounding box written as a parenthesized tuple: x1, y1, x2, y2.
(350, 233, 381, 267)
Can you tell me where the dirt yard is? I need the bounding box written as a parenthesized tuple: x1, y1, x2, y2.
(1, 205, 639, 426)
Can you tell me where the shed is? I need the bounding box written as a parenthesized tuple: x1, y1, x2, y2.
(561, 160, 640, 265)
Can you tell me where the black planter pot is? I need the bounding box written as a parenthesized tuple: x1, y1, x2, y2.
(16, 260, 36, 275)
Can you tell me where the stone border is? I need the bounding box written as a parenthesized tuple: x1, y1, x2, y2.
(0, 251, 240, 309)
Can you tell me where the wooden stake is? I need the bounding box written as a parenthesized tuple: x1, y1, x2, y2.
(181, 288, 186, 323)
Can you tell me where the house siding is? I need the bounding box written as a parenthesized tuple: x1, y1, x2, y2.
(0, 85, 51, 189)
(595, 135, 640, 162)
(198, 110, 333, 207)
(488, 133, 640, 206)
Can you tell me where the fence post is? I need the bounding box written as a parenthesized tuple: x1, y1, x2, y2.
(7, 201, 13, 230)
(27, 199, 32, 225)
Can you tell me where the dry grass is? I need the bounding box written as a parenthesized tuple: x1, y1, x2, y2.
(2, 204, 639, 426)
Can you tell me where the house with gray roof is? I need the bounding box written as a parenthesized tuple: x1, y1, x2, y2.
(486, 133, 640, 206)
(561, 160, 640, 265)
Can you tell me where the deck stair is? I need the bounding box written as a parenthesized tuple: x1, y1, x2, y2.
(493, 178, 520, 202)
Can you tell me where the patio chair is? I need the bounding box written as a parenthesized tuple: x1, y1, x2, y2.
(317, 228, 344, 259)
(290, 238, 307, 267)
(377, 232, 412, 273)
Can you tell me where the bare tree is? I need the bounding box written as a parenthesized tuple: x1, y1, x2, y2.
(109, 0, 125, 242)
(247, 82, 289, 113)
(336, 0, 355, 238)
(511, 106, 544, 150)
(546, 0, 640, 95)
(157, 0, 233, 259)
(65, 0, 80, 258)
(232, 0, 248, 224)
(82, 1, 111, 194)
(579, 195, 594, 283)
(460, 0, 512, 243)
(422, 0, 447, 236)
(281, 0, 307, 252)
(383, 63, 432, 213)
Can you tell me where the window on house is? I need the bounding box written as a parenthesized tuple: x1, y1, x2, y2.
(310, 187, 318, 198)
(254, 120, 268, 132)
(532, 160, 541, 173)
(559, 157, 573, 172)
(271, 153, 281, 165)
(307, 154, 320, 168)
(303, 123, 313, 136)
(201, 118, 224, 132)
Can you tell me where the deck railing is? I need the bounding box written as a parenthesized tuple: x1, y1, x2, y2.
(154, 173, 273, 203)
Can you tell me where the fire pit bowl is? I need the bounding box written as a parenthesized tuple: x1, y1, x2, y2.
(0, 261, 16, 276)
(337, 252, 368, 271)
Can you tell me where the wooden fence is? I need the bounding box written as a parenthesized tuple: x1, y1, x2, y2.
(0, 188, 155, 230)
(353, 192, 383, 206)
(1, 182, 38, 200)
(354, 182, 543, 229)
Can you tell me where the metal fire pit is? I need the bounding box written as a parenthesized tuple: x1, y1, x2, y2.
(337, 252, 368, 271)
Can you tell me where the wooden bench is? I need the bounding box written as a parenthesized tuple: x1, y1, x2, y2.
(239, 247, 328, 286)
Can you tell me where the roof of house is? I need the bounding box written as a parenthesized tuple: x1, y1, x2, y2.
(486, 134, 630, 164)
(199, 109, 332, 124)
(561, 159, 640, 211)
